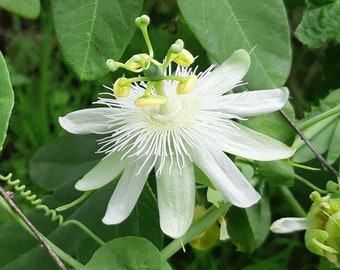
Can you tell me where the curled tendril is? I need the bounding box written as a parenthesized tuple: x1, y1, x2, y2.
(0, 173, 63, 225)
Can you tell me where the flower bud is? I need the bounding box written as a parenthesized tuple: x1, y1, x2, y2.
(173, 49, 194, 67)
(114, 78, 131, 98)
(176, 75, 197, 94)
(135, 95, 166, 107)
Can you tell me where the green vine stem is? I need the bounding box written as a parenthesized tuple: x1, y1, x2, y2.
(295, 174, 328, 194)
(298, 106, 340, 130)
(63, 220, 105, 246)
(0, 173, 64, 225)
(161, 203, 230, 261)
(279, 186, 306, 217)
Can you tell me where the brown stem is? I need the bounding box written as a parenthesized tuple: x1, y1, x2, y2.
(280, 109, 339, 178)
(0, 185, 67, 270)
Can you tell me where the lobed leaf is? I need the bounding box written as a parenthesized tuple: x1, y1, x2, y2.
(295, 2, 340, 48)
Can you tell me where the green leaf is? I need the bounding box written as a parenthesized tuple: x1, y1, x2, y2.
(0, 0, 40, 19)
(307, 0, 336, 7)
(51, 0, 143, 80)
(257, 160, 295, 186)
(295, 2, 340, 48)
(177, 0, 292, 89)
(292, 89, 340, 164)
(82, 237, 167, 270)
(29, 134, 102, 191)
(245, 187, 271, 249)
(0, 52, 14, 152)
(227, 184, 271, 253)
(227, 206, 256, 253)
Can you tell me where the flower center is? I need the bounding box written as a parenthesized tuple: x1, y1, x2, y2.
(143, 94, 190, 128)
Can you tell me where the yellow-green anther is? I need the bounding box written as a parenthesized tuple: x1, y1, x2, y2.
(135, 94, 166, 107)
(319, 202, 331, 211)
(125, 54, 149, 71)
(114, 78, 131, 98)
(173, 49, 194, 67)
(106, 59, 119, 72)
(177, 74, 197, 94)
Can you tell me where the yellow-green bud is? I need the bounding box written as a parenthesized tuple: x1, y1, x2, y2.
(114, 78, 131, 98)
(135, 95, 166, 107)
(176, 74, 197, 94)
(173, 49, 194, 67)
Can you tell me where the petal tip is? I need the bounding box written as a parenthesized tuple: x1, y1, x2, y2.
(161, 224, 188, 239)
(59, 115, 79, 134)
(102, 215, 119, 225)
(231, 191, 261, 208)
(74, 180, 90, 191)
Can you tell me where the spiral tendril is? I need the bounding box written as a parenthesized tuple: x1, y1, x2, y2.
(0, 173, 64, 225)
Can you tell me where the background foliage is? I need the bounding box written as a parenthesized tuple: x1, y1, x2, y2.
(0, 0, 339, 269)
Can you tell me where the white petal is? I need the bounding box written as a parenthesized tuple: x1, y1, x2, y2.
(270, 217, 314, 233)
(102, 158, 151, 225)
(156, 157, 195, 238)
(191, 142, 261, 208)
(218, 122, 295, 161)
(59, 108, 113, 134)
(195, 49, 250, 96)
(75, 151, 127, 191)
(220, 88, 289, 117)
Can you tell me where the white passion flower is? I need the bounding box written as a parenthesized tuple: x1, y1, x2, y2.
(59, 49, 295, 238)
